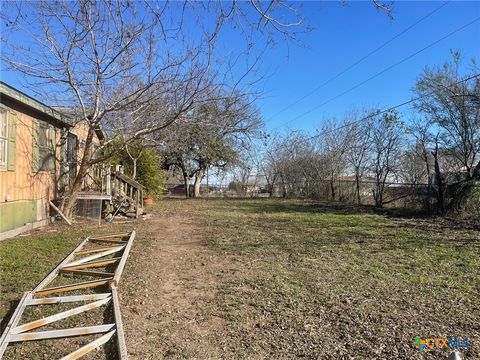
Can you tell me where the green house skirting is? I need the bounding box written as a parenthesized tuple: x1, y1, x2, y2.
(0, 200, 38, 233)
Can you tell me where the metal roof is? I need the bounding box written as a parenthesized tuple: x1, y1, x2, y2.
(0, 81, 74, 127)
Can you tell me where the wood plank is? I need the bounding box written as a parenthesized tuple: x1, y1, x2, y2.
(60, 257, 121, 271)
(59, 269, 115, 277)
(10, 324, 115, 342)
(111, 287, 128, 359)
(75, 193, 112, 200)
(59, 330, 116, 360)
(49, 201, 72, 226)
(0, 292, 32, 357)
(90, 238, 127, 244)
(76, 245, 123, 255)
(113, 172, 143, 189)
(112, 230, 135, 287)
(66, 246, 125, 267)
(33, 238, 90, 293)
(89, 233, 130, 240)
(12, 297, 111, 334)
(34, 278, 113, 297)
(26, 294, 111, 305)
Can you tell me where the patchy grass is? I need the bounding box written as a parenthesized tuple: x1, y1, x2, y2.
(203, 199, 479, 295)
(151, 198, 479, 359)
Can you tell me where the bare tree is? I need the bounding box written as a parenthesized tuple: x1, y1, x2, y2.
(255, 132, 284, 197)
(269, 131, 324, 199)
(399, 144, 429, 185)
(414, 52, 480, 181)
(1, 0, 307, 217)
(316, 119, 350, 201)
(407, 117, 435, 211)
(368, 110, 404, 207)
(345, 109, 374, 204)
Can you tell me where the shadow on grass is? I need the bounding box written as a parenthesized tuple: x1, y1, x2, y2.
(204, 197, 427, 219)
(0, 299, 19, 336)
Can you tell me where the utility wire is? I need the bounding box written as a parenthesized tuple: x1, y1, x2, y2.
(274, 15, 480, 130)
(301, 73, 480, 142)
(266, 1, 450, 123)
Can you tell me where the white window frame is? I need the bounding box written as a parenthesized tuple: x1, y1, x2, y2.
(0, 107, 8, 170)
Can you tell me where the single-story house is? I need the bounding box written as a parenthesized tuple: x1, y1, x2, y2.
(0, 82, 103, 240)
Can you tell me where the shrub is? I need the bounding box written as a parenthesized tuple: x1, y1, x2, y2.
(448, 180, 480, 220)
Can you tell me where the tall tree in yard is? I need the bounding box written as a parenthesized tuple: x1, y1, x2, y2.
(0, 0, 306, 217)
(256, 133, 284, 197)
(407, 117, 436, 211)
(273, 131, 321, 199)
(160, 94, 261, 198)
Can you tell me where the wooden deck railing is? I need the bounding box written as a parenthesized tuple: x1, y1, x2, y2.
(76, 164, 143, 218)
(111, 170, 144, 218)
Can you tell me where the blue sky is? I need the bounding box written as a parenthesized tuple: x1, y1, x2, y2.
(1, 1, 479, 136)
(257, 1, 480, 134)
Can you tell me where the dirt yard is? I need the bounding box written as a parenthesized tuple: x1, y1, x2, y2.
(1, 198, 479, 359)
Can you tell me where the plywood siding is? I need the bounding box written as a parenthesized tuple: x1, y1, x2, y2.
(69, 121, 101, 190)
(70, 120, 100, 159)
(0, 108, 58, 204)
(0, 99, 103, 232)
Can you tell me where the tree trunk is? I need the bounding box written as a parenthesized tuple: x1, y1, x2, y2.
(193, 169, 205, 198)
(266, 174, 276, 197)
(423, 149, 431, 213)
(432, 144, 446, 215)
(355, 168, 361, 205)
(374, 186, 383, 208)
(132, 158, 137, 180)
(60, 167, 87, 219)
(373, 175, 384, 208)
(60, 126, 95, 219)
(330, 171, 336, 201)
(183, 173, 190, 198)
(270, 174, 277, 197)
(280, 175, 287, 198)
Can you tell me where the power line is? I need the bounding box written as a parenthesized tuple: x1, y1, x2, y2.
(301, 73, 480, 142)
(266, 1, 450, 123)
(273, 15, 480, 130)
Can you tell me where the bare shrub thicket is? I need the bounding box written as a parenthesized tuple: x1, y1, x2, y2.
(254, 54, 478, 213)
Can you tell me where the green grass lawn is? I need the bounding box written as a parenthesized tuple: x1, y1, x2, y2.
(202, 199, 479, 295)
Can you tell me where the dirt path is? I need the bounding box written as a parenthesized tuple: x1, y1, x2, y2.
(120, 207, 228, 359)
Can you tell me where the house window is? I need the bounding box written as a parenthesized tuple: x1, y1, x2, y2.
(0, 108, 7, 169)
(33, 120, 55, 172)
(38, 122, 54, 171)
